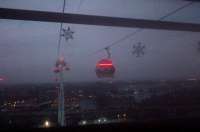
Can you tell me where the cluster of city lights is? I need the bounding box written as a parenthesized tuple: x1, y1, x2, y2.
(2, 100, 25, 109)
(117, 113, 127, 119)
(79, 114, 128, 126)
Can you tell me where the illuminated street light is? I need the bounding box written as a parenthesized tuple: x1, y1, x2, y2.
(123, 113, 127, 117)
(98, 119, 101, 123)
(82, 120, 87, 125)
(78, 120, 87, 126)
(117, 114, 120, 118)
(44, 120, 50, 128)
(96, 118, 107, 124)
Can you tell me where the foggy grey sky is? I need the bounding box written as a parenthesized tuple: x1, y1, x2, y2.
(0, 0, 200, 84)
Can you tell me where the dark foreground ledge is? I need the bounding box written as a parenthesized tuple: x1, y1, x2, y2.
(1, 117, 200, 132)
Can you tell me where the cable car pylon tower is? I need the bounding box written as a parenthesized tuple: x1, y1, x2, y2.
(53, 0, 71, 127)
(54, 55, 69, 127)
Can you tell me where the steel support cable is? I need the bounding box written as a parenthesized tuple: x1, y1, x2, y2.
(77, 0, 85, 12)
(91, 1, 194, 55)
(57, 0, 83, 57)
(57, 0, 66, 57)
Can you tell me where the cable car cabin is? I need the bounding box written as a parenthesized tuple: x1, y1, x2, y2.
(95, 59, 115, 78)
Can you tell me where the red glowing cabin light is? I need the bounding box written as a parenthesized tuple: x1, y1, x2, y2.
(96, 59, 113, 68)
(95, 59, 116, 78)
(97, 63, 113, 67)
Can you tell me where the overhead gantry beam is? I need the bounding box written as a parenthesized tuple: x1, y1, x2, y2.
(0, 8, 200, 32)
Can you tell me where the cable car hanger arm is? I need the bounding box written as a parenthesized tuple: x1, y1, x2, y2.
(1, 8, 200, 32)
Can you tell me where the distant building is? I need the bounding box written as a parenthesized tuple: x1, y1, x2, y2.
(79, 99, 96, 111)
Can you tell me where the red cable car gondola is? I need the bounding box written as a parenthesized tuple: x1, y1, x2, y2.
(95, 47, 116, 78)
(95, 58, 116, 78)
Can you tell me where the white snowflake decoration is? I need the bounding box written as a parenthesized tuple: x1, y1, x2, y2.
(61, 27, 74, 42)
(132, 42, 145, 57)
